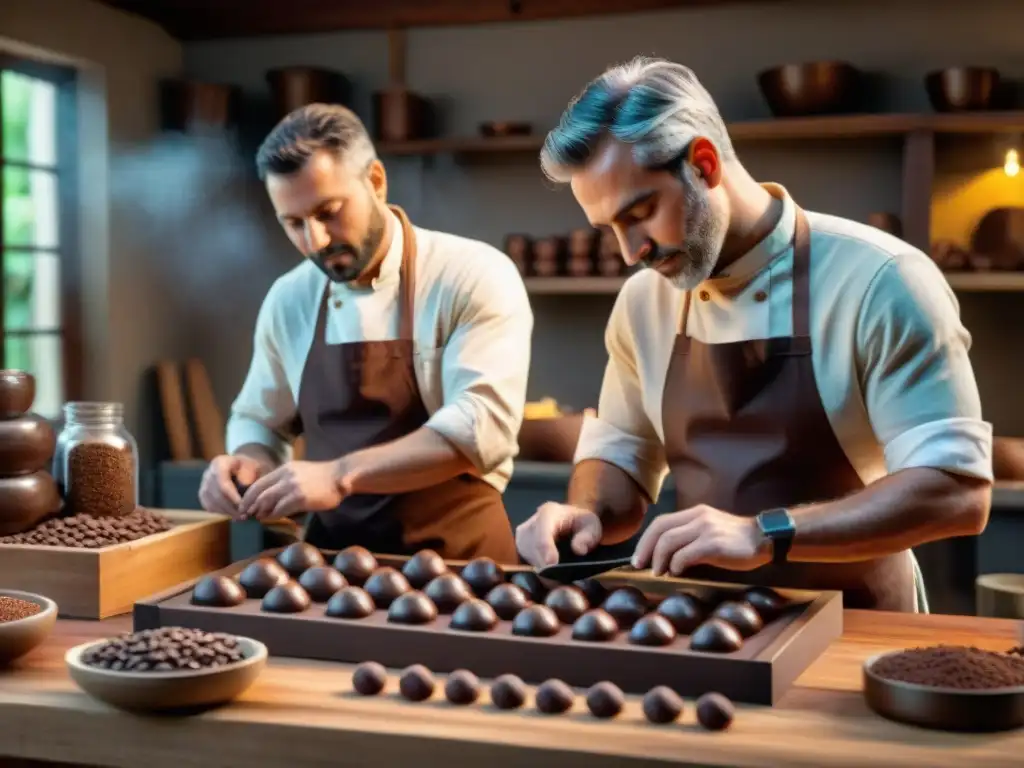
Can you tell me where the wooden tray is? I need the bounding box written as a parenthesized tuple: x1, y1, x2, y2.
(0, 510, 231, 619)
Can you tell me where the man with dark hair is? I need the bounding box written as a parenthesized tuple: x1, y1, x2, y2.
(198, 104, 532, 562)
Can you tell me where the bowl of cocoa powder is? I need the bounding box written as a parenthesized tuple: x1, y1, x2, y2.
(864, 645, 1024, 732)
(0, 590, 58, 665)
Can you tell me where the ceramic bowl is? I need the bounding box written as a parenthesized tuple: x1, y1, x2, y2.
(0, 370, 35, 418)
(758, 61, 863, 117)
(65, 635, 268, 713)
(0, 590, 58, 665)
(0, 471, 62, 536)
(925, 67, 1000, 112)
(0, 414, 57, 475)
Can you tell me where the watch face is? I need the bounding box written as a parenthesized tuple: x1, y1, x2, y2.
(760, 509, 794, 535)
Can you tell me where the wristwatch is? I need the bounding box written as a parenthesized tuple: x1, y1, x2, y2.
(756, 508, 795, 565)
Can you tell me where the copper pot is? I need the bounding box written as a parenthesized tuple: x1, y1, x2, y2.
(0, 414, 56, 475)
(758, 61, 863, 117)
(504, 234, 532, 274)
(266, 67, 352, 118)
(926, 67, 1000, 112)
(0, 370, 35, 418)
(372, 88, 433, 142)
(0, 471, 61, 536)
(160, 79, 239, 132)
(531, 236, 566, 277)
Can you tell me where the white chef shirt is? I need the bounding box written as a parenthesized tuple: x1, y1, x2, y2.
(226, 209, 534, 493)
(575, 183, 994, 503)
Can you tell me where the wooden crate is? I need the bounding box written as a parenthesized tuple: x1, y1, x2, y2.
(0, 510, 230, 619)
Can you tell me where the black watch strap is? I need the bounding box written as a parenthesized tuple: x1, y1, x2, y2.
(756, 508, 795, 565)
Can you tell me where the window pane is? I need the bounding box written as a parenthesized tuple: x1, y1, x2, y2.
(1, 70, 58, 167)
(4, 252, 61, 330)
(3, 333, 63, 418)
(3, 166, 59, 248)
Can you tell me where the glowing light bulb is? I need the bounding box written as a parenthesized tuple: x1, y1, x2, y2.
(1005, 148, 1020, 178)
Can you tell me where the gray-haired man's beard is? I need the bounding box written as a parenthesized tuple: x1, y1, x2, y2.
(640, 183, 725, 292)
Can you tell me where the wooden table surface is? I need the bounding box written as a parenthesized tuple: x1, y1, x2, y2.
(1, 611, 1023, 767)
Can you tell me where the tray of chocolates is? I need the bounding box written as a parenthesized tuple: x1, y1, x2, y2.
(133, 544, 843, 705)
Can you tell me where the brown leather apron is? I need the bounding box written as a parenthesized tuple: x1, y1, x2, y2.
(293, 205, 518, 563)
(660, 207, 916, 611)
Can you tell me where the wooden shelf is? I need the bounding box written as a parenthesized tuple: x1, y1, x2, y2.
(943, 272, 1024, 291)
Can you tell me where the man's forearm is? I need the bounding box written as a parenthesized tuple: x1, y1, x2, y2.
(785, 467, 991, 562)
(338, 426, 477, 495)
(567, 459, 649, 544)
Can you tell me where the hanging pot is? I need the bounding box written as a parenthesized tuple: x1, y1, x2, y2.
(266, 67, 352, 118)
(160, 79, 239, 132)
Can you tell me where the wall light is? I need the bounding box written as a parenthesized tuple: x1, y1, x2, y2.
(1005, 148, 1020, 178)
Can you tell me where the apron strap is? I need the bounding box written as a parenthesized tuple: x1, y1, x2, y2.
(791, 207, 812, 338)
(390, 204, 418, 342)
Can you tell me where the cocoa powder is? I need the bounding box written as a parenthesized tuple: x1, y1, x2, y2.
(871, 645, 1024, 689)
(0, 596, 42, 623)
(66, 442, 136, 518)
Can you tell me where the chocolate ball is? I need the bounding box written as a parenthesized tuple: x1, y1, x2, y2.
(586, 681, 624, 718)
(712, 600, 763, 638)
(364, 567, 411, 608)
(689, 618, 744, 653)
(450, 598, 499, 632)
(656, 592, 706, 634)
(191, 575, 246, 607)
(298, 566, 348, 602)
(511, 604, 561, 638)
(742, 586, 787, 622)
(444, 669, 481, 705)
(388, 590, 439, 625)
(544, 585, 589, 624)
(510, 571, 548, 602)
(696, 692, 735, 731)
(276, 542, 325, 578)
(261, 580, 311, 613)
(460, 557, 505, 597)
(574, 578, 609, 608)
(325, 586, 376, 619)
(571, 609, 619, 642)
(401, 549, 449, 590)
(628, 614, 678, 647)
(485, 583, 530, 621)
(535, 679, 574, 714)
(399, 664, 435, 702)
(643, 686, 684, 724)
(352, 661, 387, 695)
(238, 558, 289, 599)
(490, 674, 527, 710)
(424, 573, 473, 614)
(602, 586, 649, 628)
(332, 546, 378, 586)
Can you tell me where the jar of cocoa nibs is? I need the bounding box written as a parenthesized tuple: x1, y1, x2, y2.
(54, 402, 139, 518)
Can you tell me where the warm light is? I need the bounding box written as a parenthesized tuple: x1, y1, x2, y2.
(1005, 148, 1020, 178)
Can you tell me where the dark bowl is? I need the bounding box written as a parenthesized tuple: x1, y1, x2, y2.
(925, 67, 1000, 112)
(0, 471, 62, 536)
(758, 61, 863, 117)
(0, 413, 57, 475)
(0, 370, 35, 418)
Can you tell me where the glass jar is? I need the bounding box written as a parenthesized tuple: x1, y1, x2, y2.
(53, 402, 139, 518)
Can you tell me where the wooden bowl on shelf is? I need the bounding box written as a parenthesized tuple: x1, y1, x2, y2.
(757, 61, 863, 117)
(0, 590, 57, 665)
(925, 67, 1000, 112)
(0, 370, 35, 418)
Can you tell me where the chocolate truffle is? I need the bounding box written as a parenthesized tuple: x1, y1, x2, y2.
(388, 590, 438, 625)
(586, 681, 625, 719)
(712, 600, 763, 638)
(276, 542, 325, 578)
(511, 604, 561, 638)
(571, 609, 619, 642)
(490, 674, 527, 710)
(460, 557, 505, 597)
(485, 583, 530, 621)
(602, 586, 649, 628)
(689, 618, 744, 653)
(656, 592, 706, 634)
(535, 679, 574, 714)
(332, 546, 378, 586)
(325, 586, 376, 619)
(628, 614, 678, 647)
(696, 692, 735, 731)
(352, 661, 387, 695)
(544, 585, 589, 624)
(574, 578, 609, 608)
(743, 586, 787, 621)
(642, 686, 684, 724)
(399, 664, 435, 702)
(191, 575, 246, 607)
(510, 571, 548, 602)
(424, 573, 473, 614)
(450, 598, 499, 632)
(261, 580, 311, 613)
(401, 549, 448, 590)
(364, 567, 411, 609)
(238, 558, 290, 599)
(444, 669, 481, 705)
(298, 566, 348, 602)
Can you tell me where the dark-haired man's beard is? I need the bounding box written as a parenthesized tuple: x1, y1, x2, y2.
(310, 205, 387, 283)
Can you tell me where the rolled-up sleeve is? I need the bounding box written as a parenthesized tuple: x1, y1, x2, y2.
(225, 280, 298, 464)
(856, 256, 993, 481)
(424, 257, 533, 473)
(574, 285, 669, 501)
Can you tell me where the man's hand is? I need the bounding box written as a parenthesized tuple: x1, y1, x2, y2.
(632, 505, 770, 577)
(237, 460, 352, 522)
(198, 454, 267, 518)
(515, 502, 604, 567)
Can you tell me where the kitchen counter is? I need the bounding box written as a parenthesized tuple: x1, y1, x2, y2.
(1, 611, 1022, 767)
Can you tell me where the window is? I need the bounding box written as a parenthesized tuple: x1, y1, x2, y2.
(1, 55, 80, 419)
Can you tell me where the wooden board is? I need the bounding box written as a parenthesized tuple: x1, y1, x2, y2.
(133, 549, 842, 705)
(0, 510, 231, 619)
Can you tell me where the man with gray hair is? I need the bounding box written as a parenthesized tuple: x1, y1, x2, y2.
(198, 103, 532, 563)
(516, 57, 992, 611)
